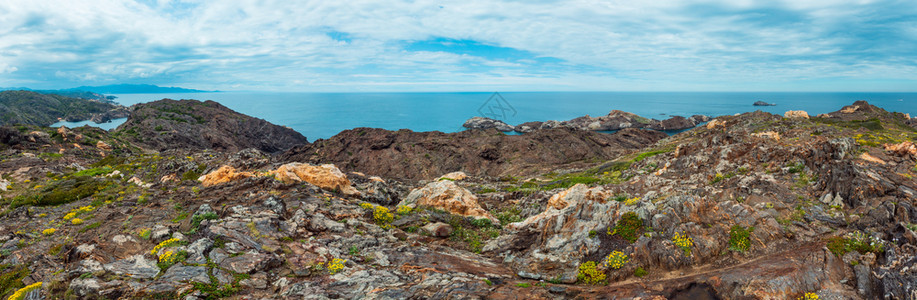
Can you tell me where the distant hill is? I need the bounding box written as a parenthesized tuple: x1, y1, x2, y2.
(0, 90, 128, 126)
(74, 84, 212, 94)
(0, 87, 117, 103)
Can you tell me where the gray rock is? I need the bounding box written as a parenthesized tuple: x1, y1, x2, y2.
(69, 278, 102, 297)
(239, 273, 268, 289)
(309, 214, 346, 233)
(160, 265, 210, 284)
(194, 204, 216, 218)
(186, 238, 214, 264)
(263, 196, 286, 215)
(220, 252, 281, 274)
(103, 254, 160, 279)
(462, 117, 515, 132)
(854, 263, 872, 297)
(151, 225, 171, 241)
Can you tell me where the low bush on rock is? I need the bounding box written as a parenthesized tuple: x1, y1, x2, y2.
(577, 261, 606, 285)
(611, 212, 644, 243)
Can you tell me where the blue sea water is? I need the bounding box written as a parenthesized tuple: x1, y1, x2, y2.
(54, 92, 917, 141)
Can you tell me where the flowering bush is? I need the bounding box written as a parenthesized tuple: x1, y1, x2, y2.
(624, 197, 640, 206)
(577, 261, 606, 285)
(373, 206, 394, 225)
(327, 258, 346, 274)
(604, 251, 629, 269)
(611, 212, 644, 243)
(71, 218, 84, 225)
(156, 249, 188, 270)
(42, 228, 56, 236)
(728, 225, 753, 253)
(359, 203, 373, 210)
(396, 205, 412, 215)
(798, 292, 819, 300)
(151, 238, 182, 255)
(8, 282, 42, 300)
(672, 232, 693, 256)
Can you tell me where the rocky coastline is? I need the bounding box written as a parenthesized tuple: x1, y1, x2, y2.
(0, 98, 916, 299)
(463, 110, 711, 133)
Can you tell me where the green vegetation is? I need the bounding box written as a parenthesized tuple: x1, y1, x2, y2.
(0, 264, 29, 300)
(7, 176, 106, 208)
(604, 251, 629, 269)
(576, 261, 606, 285)
(634, 267, 648, 278)
(0, 90, 121, 126)
(515, 283, 532, 288)
(188, 212, 219, 234)
(78, 221, 102, 233)
(728, 225, 754, 253)
(827, 232, 885, 257)
(492, 206, 523, 225)
(611, 212, 644, 243)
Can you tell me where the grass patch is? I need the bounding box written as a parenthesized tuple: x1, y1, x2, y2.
(728, 225, 753, 253)
(0, 264, 29, 300)
(8, 176, 106, 208)
(78, 222, 102, 233)
(610, 212, 644, 243)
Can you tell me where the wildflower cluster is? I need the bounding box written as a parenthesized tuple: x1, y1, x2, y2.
(327, 258, 346, 274)
(624, 197, 640, 206)
(8, 282, 42, 300)
(151, 238, 182, 255)
(797, 292, 819, 300)
(71, 218, 84, 225)
(829, 231, 885, 257)
(63, 205, 95, 220)
(603, 251, 629, 270)
(373, 205, 394, 225)
(672, 232, 693, 256)
(42, 228, 56, 236)
(396, 205, 412, 215)
(576, 261, 606, 285)
(611, 212, 644, 243)
(728, 225, 754, 253)
(359, 203, 373, 210)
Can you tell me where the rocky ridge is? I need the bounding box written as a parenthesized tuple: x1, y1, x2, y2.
(463, 110, 711, 133)
(0, 101, 914, 299)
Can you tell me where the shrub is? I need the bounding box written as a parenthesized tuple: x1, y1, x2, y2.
(359, 203, 373, 210)
(624, 197, 640, 206)
(611, 212, 644, 243)
(728, 225, 754, 253)
(672, 232, 693, 256)
(9, 177, 105, 208)
(396, 205, 412, 215)
(576, 261, 606, 285)
(151, 238, 182, 256)
(42, 228, 56, 236)
(797, 292, 819, 300)
(373, 206, 394, 225)
(71, 218, 84, 225)
(634, 267, 647, 278)
(327, 258, 346, 274)
(603, 251, 629, 270)
(828, 231, 885, 257)
(156, 250, 188, 270)
(471, 218, 492, 228)
(138, 229, 152, 240)
(7, 282, 42, 300)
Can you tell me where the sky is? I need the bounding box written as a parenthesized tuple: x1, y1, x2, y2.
(1, 0, 916, 92)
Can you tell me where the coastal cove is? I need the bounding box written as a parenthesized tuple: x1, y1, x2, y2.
(99, 92, 915, 140)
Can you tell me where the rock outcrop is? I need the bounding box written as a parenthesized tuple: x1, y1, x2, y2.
(269, 163, 360, 197)
(115, 99, 308, 153)
(280, 127, 667, 181)
(400, 180, 498, 223)
(0, 90, 127, 126)
(199, 165, 256, 187)
(462, 117, 514, 132)
(529, 110, 711, 132)
(784, 110, 810, 119)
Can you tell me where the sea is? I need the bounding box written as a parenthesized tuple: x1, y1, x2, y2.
(52, 92, 917, 141)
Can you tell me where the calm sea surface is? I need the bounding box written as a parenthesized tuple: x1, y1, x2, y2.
(53, 92, 917, 141)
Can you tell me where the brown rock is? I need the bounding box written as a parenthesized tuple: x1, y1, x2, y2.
(884, 141, 917, 159)
(199, 165, 256, 187)
(400, 180, 498, 224)
(751, 131, 781, 141)
(859, 152, 886, 164)
(421, 222, 454, 237)
(269, 163, 360, 196)
(96, 141, 113, 151)
(784, 110, 810, 119)
(438, 171, 467, 181)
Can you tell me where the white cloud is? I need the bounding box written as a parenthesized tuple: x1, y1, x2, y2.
(0, 0, 914, 91)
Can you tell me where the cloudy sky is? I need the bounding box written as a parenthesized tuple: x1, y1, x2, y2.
(1, 0, 916, 92)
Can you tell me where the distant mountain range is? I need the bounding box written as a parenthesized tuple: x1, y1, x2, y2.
(1, 84, 214, 97)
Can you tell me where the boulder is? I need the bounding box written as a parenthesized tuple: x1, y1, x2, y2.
(751, 131, 781, 141)
(199, 165, 255, 187)
(103, 255, 160, 279)
(784, 110, 810, 119)
(884, 141, 917, 159)
(269, 163, 360, 197)
(462, 117, 515, 132)
(399, 180, 498, 224)
(438, 171, 467, 181)
(421, 222, 454, 237)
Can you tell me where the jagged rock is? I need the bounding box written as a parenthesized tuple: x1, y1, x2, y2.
(103, 255, 159, 279)
(193, 204, 216, 218)
(308, 213, 345, 233)
(219, 252, 281, 274)
(186, 238, 213, 264)
(462, 117, 515, 132)
(751, 131, 781, 141)
(150, 225, 171, 241)
(263, 196, 285, 215)
(438, 171, 467, 181)
(514, 121, 543, 133)
(160, 265, 210, 284)
(269, 163, 360, 197)
(198, 165, 255, 187)
(96, 141, 112, 151)
(400, 180, 498, 223)
(784, 110, 810, 119)
(884, 141, 917, 159)
(69, 278, 124, 298)
(421, 222, 453, 237)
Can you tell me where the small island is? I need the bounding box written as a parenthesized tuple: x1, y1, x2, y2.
(753, 100, 776, 106)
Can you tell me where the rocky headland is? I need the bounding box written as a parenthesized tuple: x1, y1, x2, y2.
(463, 110, 711, 133)
(0, 90, 128, 126)
(0, 98, 915, 300)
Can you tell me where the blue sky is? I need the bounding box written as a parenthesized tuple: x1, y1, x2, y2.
(1, 0, 916, 92)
